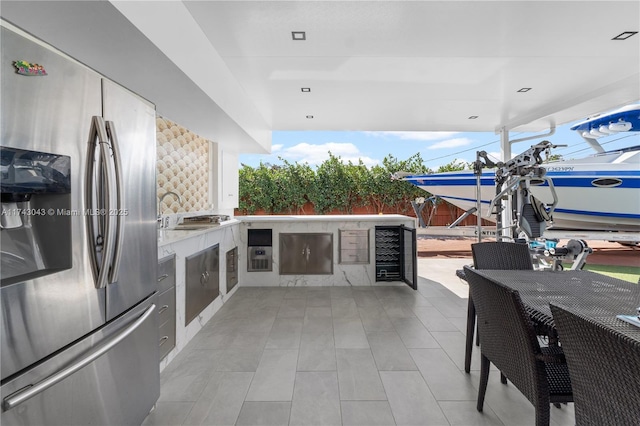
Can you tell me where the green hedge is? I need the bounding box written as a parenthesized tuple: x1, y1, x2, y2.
(238, 153, 468, 215)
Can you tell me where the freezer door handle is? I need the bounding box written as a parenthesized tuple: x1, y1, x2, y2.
(105, 121, 124, 284)
(2, 304, 156, 411)
(85, 116, 116, 289)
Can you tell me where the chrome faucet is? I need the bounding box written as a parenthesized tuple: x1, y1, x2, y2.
(157, 191, 182, 229)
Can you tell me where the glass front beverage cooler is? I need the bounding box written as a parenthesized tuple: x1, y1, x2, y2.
(374, 225, 417, 289)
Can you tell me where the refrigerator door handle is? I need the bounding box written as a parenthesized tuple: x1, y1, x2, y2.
(2, 303, 156, 411)
(85, 116, 116, 289)
(105, 121, 124, 284)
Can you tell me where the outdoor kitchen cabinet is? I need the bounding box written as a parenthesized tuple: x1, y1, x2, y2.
(226, 246, 238, 292)
(375, 225, 417, 289)
(213, 148, 239, 210)
(185, 244, 220, 325)
(157, 254, 176, 360)
(279, 233, 333, 275)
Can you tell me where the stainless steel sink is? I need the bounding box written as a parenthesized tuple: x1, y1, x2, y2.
(173, 224, 219, 231)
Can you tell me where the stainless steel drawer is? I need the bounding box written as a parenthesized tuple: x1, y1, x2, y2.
(157, 287, 175, 327)
(157, 254, 175, 361)
(157, 254, 176, 293)
(340, 236, 369, 250)
(158, 319, 176, 360)
(340, 229, 368, 238)
(340, 249, 369, 264)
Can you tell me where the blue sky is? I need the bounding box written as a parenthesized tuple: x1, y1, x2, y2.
(239, 118, 640, 171)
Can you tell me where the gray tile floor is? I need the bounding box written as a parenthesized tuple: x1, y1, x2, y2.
(143, 278, 575, 426)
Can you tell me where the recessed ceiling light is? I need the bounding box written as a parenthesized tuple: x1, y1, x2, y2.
(292, 31, 306, 41)
(517, 87, 532, 93)
(301, 88, 311, 93)
(306, 115, 314, 119)
(468, 116, 479, 119)
(612, 31, 638, 40)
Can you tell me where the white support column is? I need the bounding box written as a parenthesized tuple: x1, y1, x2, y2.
(499, 128, 513, 240)
(500, 127, 511, 161)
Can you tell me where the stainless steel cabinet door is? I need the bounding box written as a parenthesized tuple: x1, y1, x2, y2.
(279, 233, 333, 275)
(305, 233, 333, 274)
(226, 247, 238, 292)
(280, 234, 307, 274)
(185, 245, 219, 325)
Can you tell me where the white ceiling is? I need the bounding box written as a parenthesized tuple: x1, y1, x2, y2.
(136, 0, 640, 133)
(3, 1, 640, 152)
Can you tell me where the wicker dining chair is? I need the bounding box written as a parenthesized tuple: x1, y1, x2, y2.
(463, 241, 534, 373)
(464, 266, 573, 426)
(550, 303, 640, 426)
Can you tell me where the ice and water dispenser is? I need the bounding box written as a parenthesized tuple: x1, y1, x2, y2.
(1, 147, 72, 286)
(247, 228, 272, 272)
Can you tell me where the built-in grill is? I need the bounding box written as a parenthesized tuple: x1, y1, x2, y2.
(181, 214, 230, 225)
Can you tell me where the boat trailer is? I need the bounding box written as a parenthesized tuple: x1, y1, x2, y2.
(410, 141, 602, 271)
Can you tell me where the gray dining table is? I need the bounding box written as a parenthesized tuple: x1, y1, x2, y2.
(467, 269, 640, 341)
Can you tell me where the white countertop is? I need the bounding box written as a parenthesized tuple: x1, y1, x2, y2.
(235, 214, 414, 222)
(157, 219, 240, 246)
(158, 215, 415, 246)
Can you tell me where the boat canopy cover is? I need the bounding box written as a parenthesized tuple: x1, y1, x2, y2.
(570, 104, 640, 133)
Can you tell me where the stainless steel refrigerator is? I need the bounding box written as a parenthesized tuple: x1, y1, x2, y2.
(0, 21, 159, 425)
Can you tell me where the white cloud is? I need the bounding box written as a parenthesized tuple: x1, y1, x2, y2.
(278, 142, 380, 167)
(342, 155, 380, 167)
(285, 142, 358, 158)
(427, 137, 473, 150)
(364, 131, 460, 141)
(271, 144, 284, 152)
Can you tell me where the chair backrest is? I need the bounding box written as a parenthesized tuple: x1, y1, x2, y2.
(463, 266, 546, 405)
(471, 241, 534, 271)
(550, 303, 640, 426)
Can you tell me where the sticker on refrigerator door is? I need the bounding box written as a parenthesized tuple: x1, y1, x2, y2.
(13, 60, 47, 76)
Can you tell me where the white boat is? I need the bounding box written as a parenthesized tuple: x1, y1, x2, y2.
(403, 105, 640, 233)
